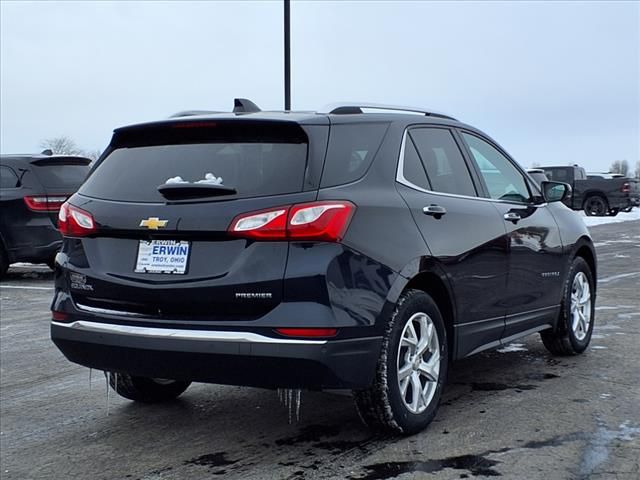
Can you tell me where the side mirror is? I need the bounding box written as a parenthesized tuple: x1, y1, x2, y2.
(541, 181, 571, 203)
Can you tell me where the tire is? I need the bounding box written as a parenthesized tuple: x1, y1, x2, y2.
(108, 372, 191, 403)
(0, 244, 8, 279)
(353, 289, 448, 435)
(583, 195, 608, 216)
(541, 257, 595, 356)
(46, 256, 57, 271)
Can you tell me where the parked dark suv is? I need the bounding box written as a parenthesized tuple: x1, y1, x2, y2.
(51, 101, 597, 434)
(0, 153, 91, 277)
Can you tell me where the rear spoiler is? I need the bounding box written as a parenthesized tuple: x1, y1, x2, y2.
(31, 157, 92, 167)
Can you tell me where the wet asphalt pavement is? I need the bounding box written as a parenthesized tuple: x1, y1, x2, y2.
(1, 221, 639, 480)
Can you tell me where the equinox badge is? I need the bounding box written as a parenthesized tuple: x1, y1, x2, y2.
(139, 217, 168, 229)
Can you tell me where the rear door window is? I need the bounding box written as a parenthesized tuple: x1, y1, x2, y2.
(408, 128, 477, 197)
(320, 123, 389, 187)
(80, 142, 308, 202)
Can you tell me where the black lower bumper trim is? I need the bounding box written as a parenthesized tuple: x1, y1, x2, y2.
(51, 323, 381, 390)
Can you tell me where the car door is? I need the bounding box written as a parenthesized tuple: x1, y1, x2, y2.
(458, 131, 565, 341)
(396, 126, 509, 358)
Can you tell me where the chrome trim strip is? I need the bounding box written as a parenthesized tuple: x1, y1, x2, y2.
(395, 128, 547, 208)
(52, 321, 328, 345)
(76, 303, 145, 317)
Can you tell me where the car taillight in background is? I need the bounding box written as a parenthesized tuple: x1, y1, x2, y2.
(229, 201, 356, 242)
(58, 201, 96, 237)
(621, 182, 630, 193)
(23, 195, 69, 212)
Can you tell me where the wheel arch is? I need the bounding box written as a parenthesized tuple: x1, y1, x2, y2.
(572, 236, 597, 293)
(388, 261, 457, 359)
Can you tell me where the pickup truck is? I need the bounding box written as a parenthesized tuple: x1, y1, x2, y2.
(541, 165, 640, 216)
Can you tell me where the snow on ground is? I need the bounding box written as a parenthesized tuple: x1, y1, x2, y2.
(581, 207, 640, 227)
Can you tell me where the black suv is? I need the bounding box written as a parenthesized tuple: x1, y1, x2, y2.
(51, 101, 597, 434)
(0, 153, 91, 277)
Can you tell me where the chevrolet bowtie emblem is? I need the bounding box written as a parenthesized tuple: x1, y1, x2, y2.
(139, 217, 168, 229)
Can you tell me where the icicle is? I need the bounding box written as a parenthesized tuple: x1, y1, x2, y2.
(288, 389, 293, 424)
(89, 368, 92, 391)
(295, 389, 301, 422)
(105, 371, 110, 416)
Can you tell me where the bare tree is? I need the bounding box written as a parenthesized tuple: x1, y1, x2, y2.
(83, 149, 102, 161)
(609, 160, 629, 176)
(636, 161, 640, 180)
(531, 161, 541, 168)
(40, 136, 84, 156)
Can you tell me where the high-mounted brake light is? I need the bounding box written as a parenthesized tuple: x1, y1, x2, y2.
(58, 201, 96, 237)
(621, 182, 630, 193)
(275, 328, 338, 338)
(24, 195, 68, 212)
(228, 201, 355, 242)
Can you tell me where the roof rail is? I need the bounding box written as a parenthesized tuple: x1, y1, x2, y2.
(323, 102, 457, 120)
(169, 110, 223, 118)
(233, 98, 261, 113)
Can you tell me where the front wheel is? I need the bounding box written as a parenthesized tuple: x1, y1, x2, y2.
(108, 373, 191, 403)
(541, 257, 595, 355)
(354, 289, 448, 435)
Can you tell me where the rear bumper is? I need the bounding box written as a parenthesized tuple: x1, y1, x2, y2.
(51, 320, 382, 390)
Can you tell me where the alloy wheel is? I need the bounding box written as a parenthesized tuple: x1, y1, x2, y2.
(397, 312, 440, 414)
(571, 272, 591, 341)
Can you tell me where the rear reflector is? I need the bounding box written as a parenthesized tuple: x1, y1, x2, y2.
(58, 201, 96, 237)
(229, 201, 355, 242)
(275, 328, 338, 338)
(24, 195, 69, 211)
(51, 311, 69, 322)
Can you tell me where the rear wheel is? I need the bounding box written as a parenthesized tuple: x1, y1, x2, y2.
(108, 373, 191, 403)
(354, 289, 448, 435)
(583, 195, 608, 216)
(46, 256, 57, 271)
(541, 257, 595, 355)
(0, 245, 8, 279)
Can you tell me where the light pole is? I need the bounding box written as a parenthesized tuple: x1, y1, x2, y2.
(284, 0, 291, 110)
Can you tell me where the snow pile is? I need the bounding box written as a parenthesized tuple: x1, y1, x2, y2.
(164, 173, 224, 185)
(195, 173, 224, 185)
(165, 176, 188, 184)
(582, 208, 640, 227)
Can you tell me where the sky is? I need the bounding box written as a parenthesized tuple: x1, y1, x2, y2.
(1, 0, 638, 173)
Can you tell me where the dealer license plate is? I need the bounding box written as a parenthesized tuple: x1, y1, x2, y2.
(135, 240, 190, 274)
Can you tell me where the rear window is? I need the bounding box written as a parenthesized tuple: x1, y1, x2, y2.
(79, 142, 308, 202)
(320, 123, 389, 187)
(33, 164, 90, 190)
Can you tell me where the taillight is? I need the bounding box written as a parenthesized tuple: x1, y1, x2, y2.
(24, 195, 68, 211)
(228, 201, 355, 242)
(621, 182, 630, 193)
(275, 328, 338, 338)
(58, 201, 96, 237)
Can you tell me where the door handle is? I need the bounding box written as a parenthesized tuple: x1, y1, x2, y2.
(503, 212, 521, 223)
(423, 205, 447, 217)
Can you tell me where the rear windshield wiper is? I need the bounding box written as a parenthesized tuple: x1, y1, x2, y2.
(157, 183, 237, 200)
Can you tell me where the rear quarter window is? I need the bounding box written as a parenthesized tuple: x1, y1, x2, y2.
(320, 123, 389, 187)
(0, 165, 20, 189)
